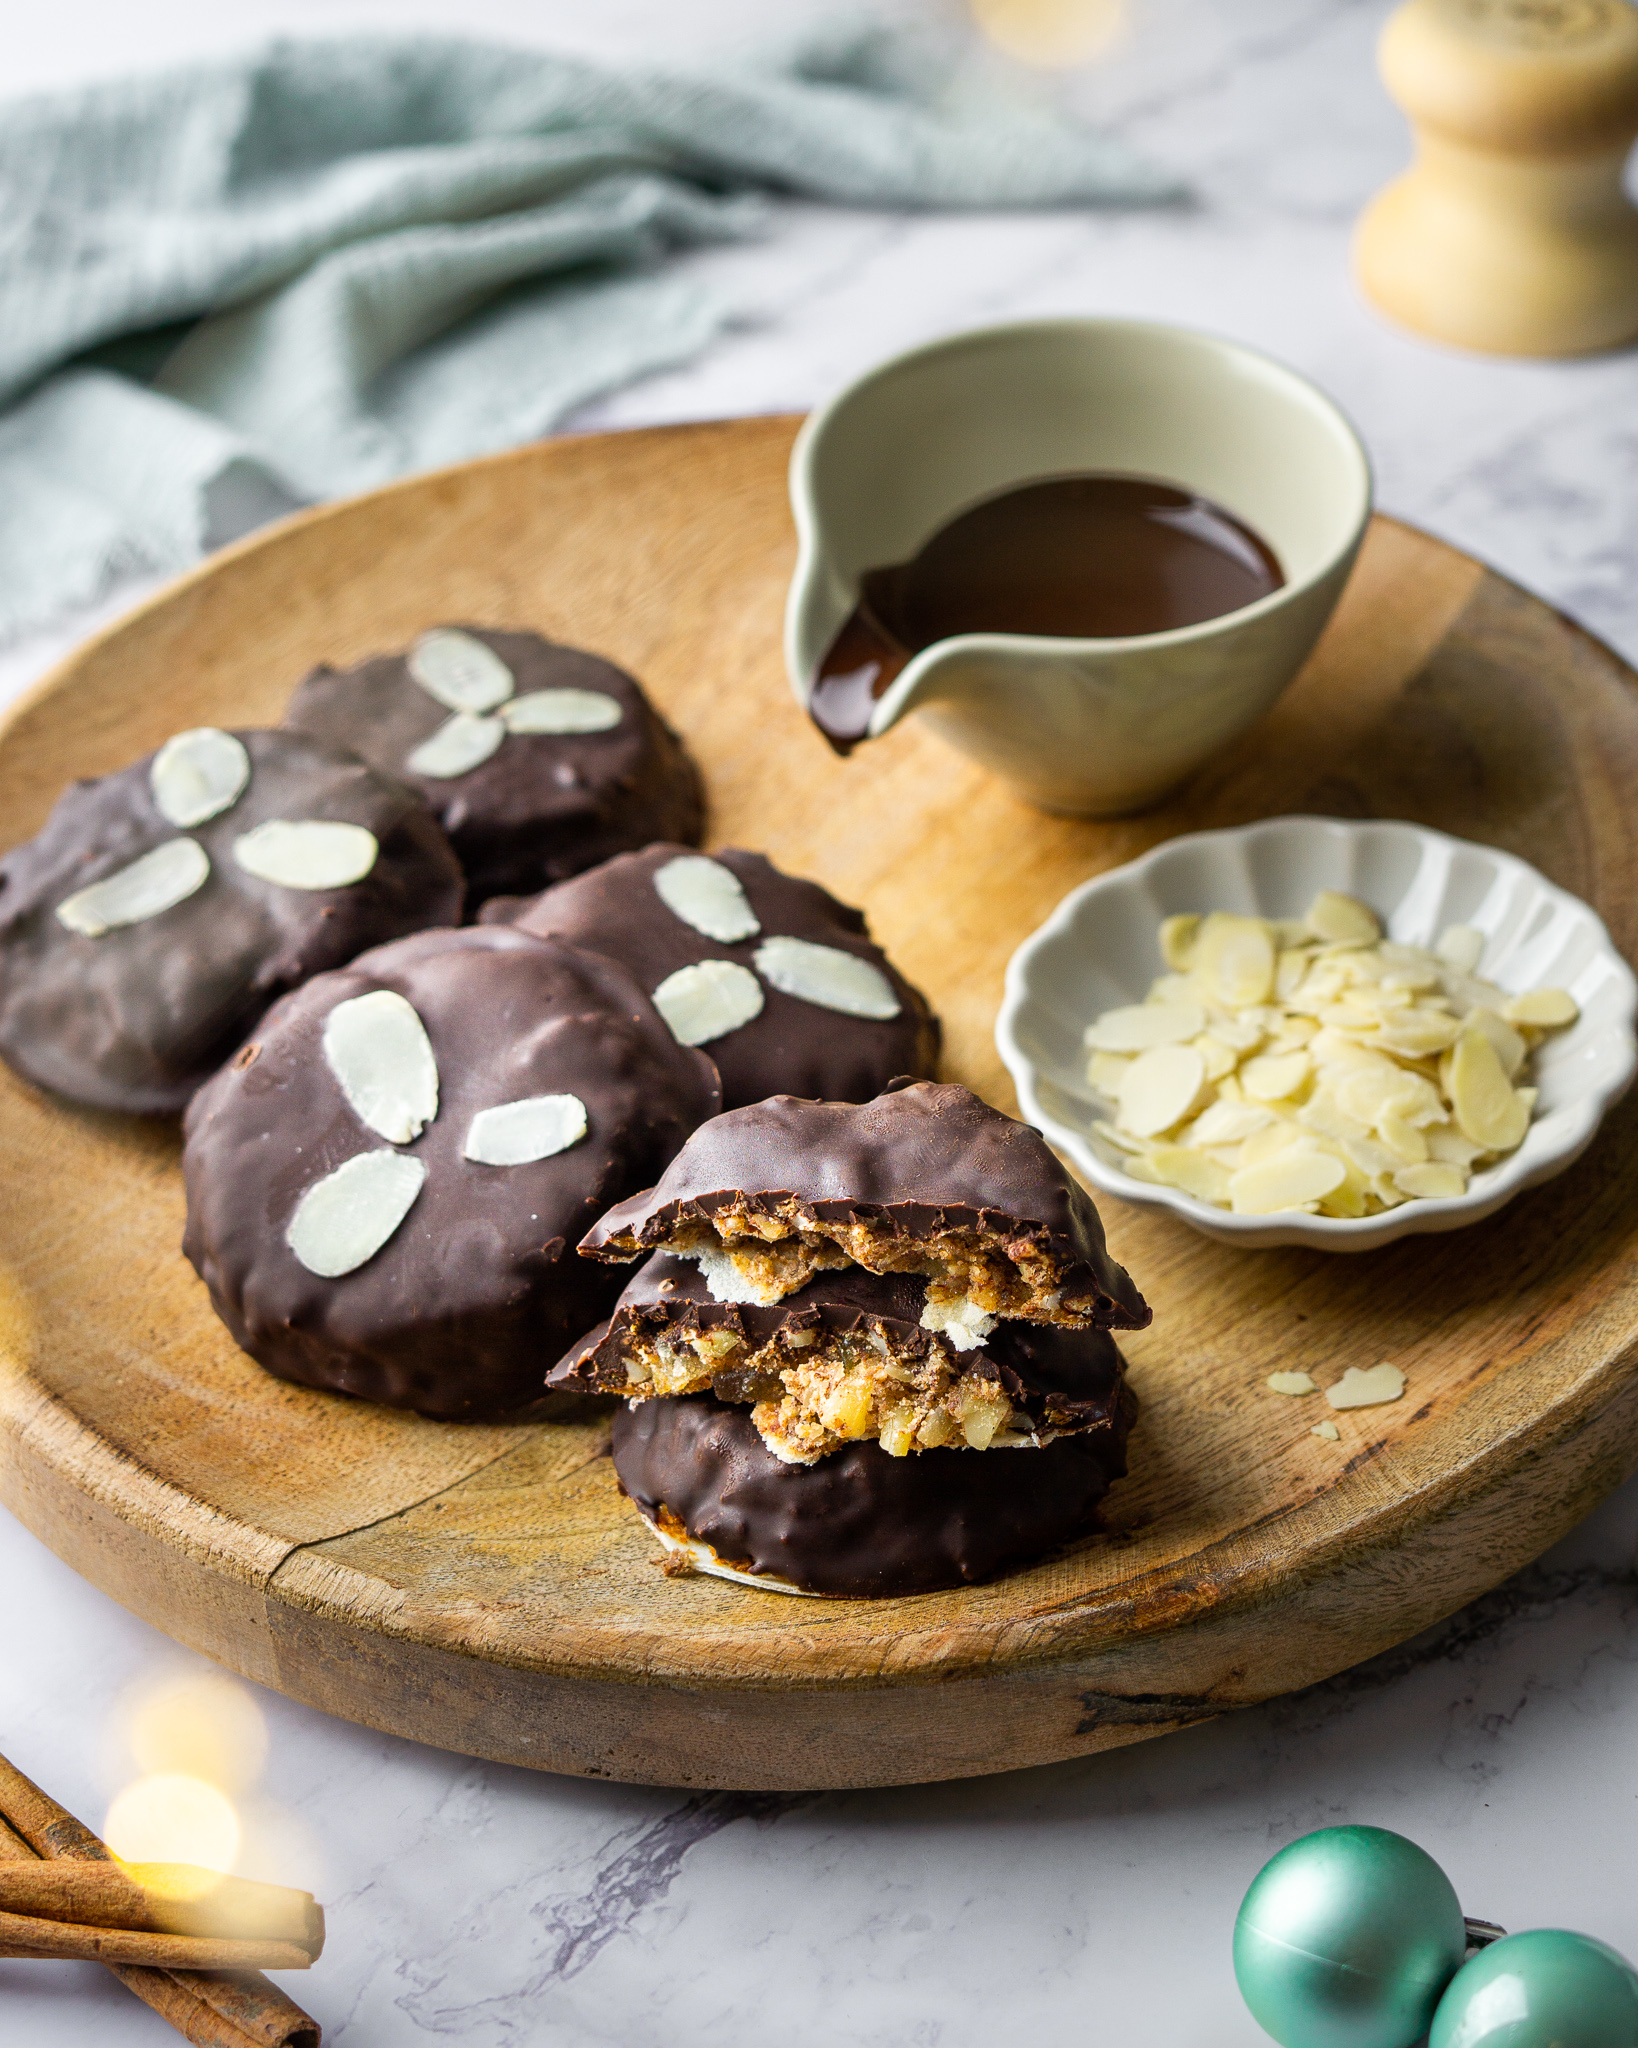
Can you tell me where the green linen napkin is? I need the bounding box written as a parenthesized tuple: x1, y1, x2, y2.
(0, 25, 1178, 640)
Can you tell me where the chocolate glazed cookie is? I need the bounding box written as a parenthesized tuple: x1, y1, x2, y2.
(552, 1253, 1127, 1464)
(285, 627, 705, 905)
(182, 925, 720, 1418)
(0, 727, 462, 1115)
(584, 1080, 1152, 1335)
(611, 1389, 1135, 1597)
(482, 844, 939, 1108)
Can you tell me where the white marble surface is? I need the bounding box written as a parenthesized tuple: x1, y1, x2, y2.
(7, 1, 1638, 2041)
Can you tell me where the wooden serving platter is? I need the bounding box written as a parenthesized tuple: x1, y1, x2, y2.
(4, 415, 1638, 1791)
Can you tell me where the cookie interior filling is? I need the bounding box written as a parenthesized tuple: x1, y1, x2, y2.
(658, 1199, 1098, 1332)
(609, 1311, 1040, 1463)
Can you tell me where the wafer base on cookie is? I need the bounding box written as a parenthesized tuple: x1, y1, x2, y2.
(612, 1388, 1136, 1597)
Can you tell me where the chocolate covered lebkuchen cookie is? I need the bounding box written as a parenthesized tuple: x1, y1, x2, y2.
(578, 1080, 1151, 1338)
(555, 1253, 1127, 1463)
(183, 924, 720, 1418)
(610, 1390, 1135, 1599)
(0, 727, 463, 1115)
(285, 627, 705, 905)
(482, 844, 939, 1109)
(556, 1081, 1149, 1596)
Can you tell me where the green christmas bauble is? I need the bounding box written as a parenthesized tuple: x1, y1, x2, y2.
(1233, 1826, 1467, 2048)
(1429, 1929, 1638, 2047)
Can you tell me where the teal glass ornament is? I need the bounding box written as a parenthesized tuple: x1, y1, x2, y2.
(1429, 1929, 1638, 2047)
(1234, 1826, 1468, 2048)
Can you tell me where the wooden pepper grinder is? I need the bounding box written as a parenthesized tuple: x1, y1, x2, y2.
(1355, 0, 1638, 355)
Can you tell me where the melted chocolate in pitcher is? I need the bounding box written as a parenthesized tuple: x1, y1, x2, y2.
(809, 472, 1284, 754)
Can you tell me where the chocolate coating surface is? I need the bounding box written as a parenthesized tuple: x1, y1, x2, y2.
(182, 925, 720, 1418)
(0, 730, 462, 1115)
(285, 628, 705, 904)
(553, 1252, 1126, 1439)
(611, 1388, 1133, 1597)
(482, 844, 939, 1108)
(583, 1081, 1151, 1331)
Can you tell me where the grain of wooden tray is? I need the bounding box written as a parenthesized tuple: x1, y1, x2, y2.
(2, 415, 1637, 1791)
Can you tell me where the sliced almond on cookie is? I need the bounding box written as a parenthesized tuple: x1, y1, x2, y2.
(57, 838, 211, 936)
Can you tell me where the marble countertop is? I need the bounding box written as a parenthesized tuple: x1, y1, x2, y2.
(7, 2, 1638, 2041)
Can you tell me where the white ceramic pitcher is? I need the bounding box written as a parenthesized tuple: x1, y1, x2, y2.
(784, 319, 1372, 816)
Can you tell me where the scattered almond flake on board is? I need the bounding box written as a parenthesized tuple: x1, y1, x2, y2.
(407, 628, 515, 714)
(653, 855, 760, 943)
(407, 712, 505, 779)
(56, 838, 211, 936)
(1311, 1420, 1341, 1442)
(652, 959, 764, 1045)
(464, 1093, 587, 1164)
(1117, 1044, 1205, 1137)
(233, 820, 379, 890)
(150, 728, 250, 827)
(322, 989, 439, 1144)
(1267, 1371, 1318, 1396)
(1326, 1363, 1406, 1410)
(286, 1150, 427, 1277)
(1078, 886, 1578, 1216)
(753, 937, 900, 1019)
(501, 688, 623, 734)
(1083, 999, 1204, 1053)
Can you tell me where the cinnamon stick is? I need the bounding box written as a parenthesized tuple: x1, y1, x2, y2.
(0, 1907, 313, 1970)
(0, 1861, 323, 1948)
(0, 1750, 321, 2048)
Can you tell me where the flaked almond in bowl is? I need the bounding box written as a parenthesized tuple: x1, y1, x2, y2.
(996, 816, 1638, 1250)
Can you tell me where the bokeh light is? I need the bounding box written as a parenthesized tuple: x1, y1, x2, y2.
(126, 1670, 268, 1793)
(104, 1773, 240, 1875)
(970, 0, 1129, 67)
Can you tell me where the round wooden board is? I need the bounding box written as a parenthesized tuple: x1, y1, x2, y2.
(4, 416, 1638, 1792)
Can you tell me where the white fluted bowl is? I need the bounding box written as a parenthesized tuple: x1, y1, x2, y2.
(996, 816, 1638, 1249)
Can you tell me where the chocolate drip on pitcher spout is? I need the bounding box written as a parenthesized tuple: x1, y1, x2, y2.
(806, 472, 1283, 758)
(807, 598, 912, 756)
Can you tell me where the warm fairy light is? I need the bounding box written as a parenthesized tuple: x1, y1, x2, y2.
(969, 0, 1128, 66)
(104, 1773, 241, 1874)
(101, 1670, 269, 1882)
(126, 1670, 268, 1794)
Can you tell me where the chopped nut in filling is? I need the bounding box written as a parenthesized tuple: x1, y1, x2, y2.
(1082, 893, 1580, 1217)
(609, 1313, 1030, 1463)
(661, 1203, 1095, 1326)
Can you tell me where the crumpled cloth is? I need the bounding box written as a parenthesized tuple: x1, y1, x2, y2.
(0, 26, 1178, 640)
